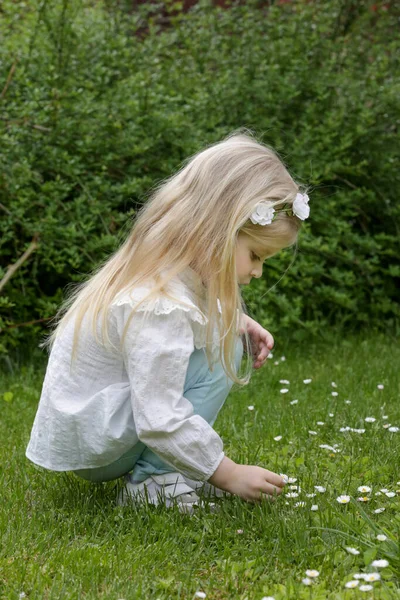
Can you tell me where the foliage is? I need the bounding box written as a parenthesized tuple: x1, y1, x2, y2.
(0, 0, 399, 356)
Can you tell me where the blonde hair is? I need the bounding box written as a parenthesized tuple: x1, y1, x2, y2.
(41, 128, 306, 385)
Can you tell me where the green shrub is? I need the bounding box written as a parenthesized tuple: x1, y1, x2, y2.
(0, 0, 399, 359)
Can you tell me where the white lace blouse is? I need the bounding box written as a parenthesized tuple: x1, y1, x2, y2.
(25, 267, 236, 481)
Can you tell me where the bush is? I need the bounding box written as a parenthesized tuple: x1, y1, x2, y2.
(0, 0, 399, 359)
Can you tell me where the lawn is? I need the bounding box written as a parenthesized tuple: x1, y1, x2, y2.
(1, 332, 399, 599)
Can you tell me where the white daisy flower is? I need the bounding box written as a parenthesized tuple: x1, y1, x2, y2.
(309, 430, 318, 435)
(280, 388, 289, 394)
(303, 379, 312, 384)
(354, 429, 365, 434)
(371, 559, 389, 568)
(380, 488, 389, 493)
(383, 423, 392, 429)
(311, 504, 318, 511)
(302, 578, 312, 586)
(337, 495, 351, 504)
(374, 507, 385, 513)
(385, 491, 396, 498)
(294, 501, 306, 508)
(352, 574, 366, 580)
(236, 529, 244, 534)
(286, 492, 299, 498)
(247, 405, 255, 411)
(280, 356, 286, 362)
(388, 426, 399, 432)
(274, 435, 282, 441)
(377, 384, 384, 389)
(345, 547, 360, 555)
(305, 570, 319, 578)
(287, 477, 297, 483)
(340, 427, 351, 432)
(274, 361, 279, 366)
(363, 573, 381, 582)
(359, 584, 373, 592)
(329, 413, 334, 417)
(279, 379, 290, 384)
(261, 597, 275, 600)
(331, 392, 338, 397)
(289, 484, 301, 491)
(314, 486, 326, 493)
(357, 496, 369, 502)
(267, 353, 273, 359)
(290, 399, 299, 405)
(365, 417, 376, 423)
(376, 534, 387, 541)
(194, 592, 207, 599)
(331, 382, 337, 387)
(317, 421, 325, 426)
(382, 415, 388, 419)
(280, 474, 289, 484)
(306, 493, 317, 498)
(345, 580, 359, 588)
(357, 486, 371, 493)
(345, 400, 351, 404)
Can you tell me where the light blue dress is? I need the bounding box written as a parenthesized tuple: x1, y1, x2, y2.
(74, 338, 243, 483)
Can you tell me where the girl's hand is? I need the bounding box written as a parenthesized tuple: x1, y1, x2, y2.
(208, 457, 286, 503)
(240, 314, 274, 369)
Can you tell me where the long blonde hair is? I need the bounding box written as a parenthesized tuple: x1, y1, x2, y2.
(41, 128, 305, 385)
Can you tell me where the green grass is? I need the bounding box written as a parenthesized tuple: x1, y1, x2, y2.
(1, 332, 399, 599)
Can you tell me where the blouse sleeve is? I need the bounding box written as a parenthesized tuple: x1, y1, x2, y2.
(118, 305, 225, 481)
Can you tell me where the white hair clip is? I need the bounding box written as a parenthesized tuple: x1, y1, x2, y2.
(250, 193, 310, 225)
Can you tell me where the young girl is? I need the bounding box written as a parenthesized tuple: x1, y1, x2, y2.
(26, 130, 310, 513)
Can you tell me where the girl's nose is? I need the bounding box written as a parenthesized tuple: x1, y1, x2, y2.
(251, 267, 263, 279)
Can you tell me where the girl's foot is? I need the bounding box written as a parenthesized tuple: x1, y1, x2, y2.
(182, 475, 230, 499)
(117, 471, 214, 514)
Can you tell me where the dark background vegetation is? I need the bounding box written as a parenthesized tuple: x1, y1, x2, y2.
(1, 0, 399, 369)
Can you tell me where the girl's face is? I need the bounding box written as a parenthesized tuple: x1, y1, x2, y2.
(235, 233, 269, 285)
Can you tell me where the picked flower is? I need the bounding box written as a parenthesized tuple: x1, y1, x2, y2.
(337, 495, 351, 504)
(371, 559, 389, 568)
(345, 547, 360, 555)
(293, 193, 310, 220)
(250, 201, 275, 225)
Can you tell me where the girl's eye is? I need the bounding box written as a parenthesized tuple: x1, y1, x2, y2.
(251, 252, 260, 261)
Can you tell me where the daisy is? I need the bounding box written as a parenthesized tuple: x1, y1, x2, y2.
(371, 559, 389, 568)
(383, 423, 392, 429)
(247, 405, 255, 411)
(280, 474, 289, 484)
(345, 400, 351, 404)
(274, 361, 279, 366)
(337, 495, 351, 504)
(194, 592, 206, 599)
(353, 429, 365, 434)
(280, 388, 289, 394)
(316, 421, 325, 426)
(388, 426, 399, 432)
(305, 570, 319, 578)
(357, 497, 370, 502)
(236, 529, 244, 534)
(309, 430, 318, 435)
(376, 534, 387, 541)
(357, 486, 371, 493)
(329, 413, 334, 417)
(359, 585, 373, 592)
(363, 573, 381, 582)
(331, 392, 338, 397)
(374, 508, 385, 513)
(314, 486, 326, 493)
(261, 597, 275, 600)
(279, 379, 290, 384)
(290, 399, 299, 405)
(345, 581, 359, 589)
(345, 547, 360, 555)
(385, 491, 396, 498)
(352, 574, 366, 580)
(382, 415, 388, 419)
(306, 493, 317, 498)
(331, 382, 337, 387)
(380, 488, 389, 493)
(303, 379, 312, 384)
(365, 417, 376, 423)
(287, 477, 297, 483)
(274, 435, 282, 441)
(302, 578, 312, 586)
(311, 505, 318, 511)
(377, 384, 384, 389)
(280, 356, 286, 362)
(286, 492, 299, 498)
(294, 501, 306, 508)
